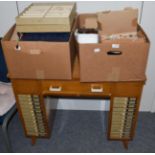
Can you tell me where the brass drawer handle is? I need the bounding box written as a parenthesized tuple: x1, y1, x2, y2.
(49, 86, 62, 92)
(91, 87, 103, 93)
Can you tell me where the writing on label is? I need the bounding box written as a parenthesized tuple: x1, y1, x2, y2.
(112, 44, 120, 48)
(94, 48, 101, 53)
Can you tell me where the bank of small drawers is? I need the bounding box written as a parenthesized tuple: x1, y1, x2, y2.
(110, 97, 136, 139)
(18, 94, 46, 137)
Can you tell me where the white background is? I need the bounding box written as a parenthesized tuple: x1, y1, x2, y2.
(0, 1, 155, 112)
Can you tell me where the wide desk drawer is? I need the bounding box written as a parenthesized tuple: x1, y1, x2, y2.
(41, 80, 112, 97)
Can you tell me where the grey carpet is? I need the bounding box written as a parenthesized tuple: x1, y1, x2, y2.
(0, 110, 155, 153)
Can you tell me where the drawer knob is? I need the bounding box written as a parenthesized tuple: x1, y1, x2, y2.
(49, 86, 62, 92)
(91, 87, 103, 93)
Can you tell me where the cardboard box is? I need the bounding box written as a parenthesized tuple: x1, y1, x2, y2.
(97, 8, 138, 35)
(16, 2, 76, 32)
(77, 14, 150, 82)
(1, 24, 76, 80)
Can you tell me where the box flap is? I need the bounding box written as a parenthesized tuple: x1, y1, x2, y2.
(97, 8, 138, 35)
(84, 17, 98, 29)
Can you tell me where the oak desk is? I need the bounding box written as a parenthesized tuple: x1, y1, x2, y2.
(11, 57, 145, 149)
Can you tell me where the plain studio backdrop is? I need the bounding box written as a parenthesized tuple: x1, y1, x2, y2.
(0, 1, 155, 112)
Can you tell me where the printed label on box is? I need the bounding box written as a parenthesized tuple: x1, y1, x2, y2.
(112, 44, 120, 48)
(94, 48, 101, 53)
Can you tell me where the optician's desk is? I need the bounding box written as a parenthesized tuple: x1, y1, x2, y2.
(11, 57, 145, 149)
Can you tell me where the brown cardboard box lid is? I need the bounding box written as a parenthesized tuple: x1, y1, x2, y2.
(97, 8, 138, 35)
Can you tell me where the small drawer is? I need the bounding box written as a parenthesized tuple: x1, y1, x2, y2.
(110, 135, 122, 138)
(34, 106, 41, 110)
(113, 104, 127, 108)
(126, 111, 135, 116)
(110, 131, 122, 135)
(41, 81, 112, 97)
(112, 116, 126, 123)
(22, 110, 35, 115)
(111, 125, 124, 130)
(110, 133, 122, 138)
(129, 97, 136, 101)
(20, 105, 34, 109)
(113, 108, 126, 112)
(112, 111, 126, 117)
(35, 109, 42, 113)
(126, 108, 135, 112)
(22, 113, 35, 118)
(111, 129, 123, 133)
(36, 115, 43, 119)
(128, 104, 136, 108)
(112, 120, 125, 126)
(25, 125, 38, 131)
(126, 115, 134, 119)
(113, 97, 128, 103)
(25, 123, 37, 128)
(111, 125, 124, 129)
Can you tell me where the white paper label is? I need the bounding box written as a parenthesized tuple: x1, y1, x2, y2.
(29, 49, 41, 55)
(112, 44, 120, 49)
(94, 48, 101, 53)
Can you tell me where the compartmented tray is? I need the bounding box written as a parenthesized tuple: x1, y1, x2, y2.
(16, 2, 76, 32)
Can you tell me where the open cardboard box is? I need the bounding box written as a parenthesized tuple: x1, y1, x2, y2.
(77, 14, 150, 82)
(1, 21, 77, 80)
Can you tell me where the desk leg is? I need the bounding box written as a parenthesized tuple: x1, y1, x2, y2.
(122, 140, 129, 149)
(31, 136, 37, 145)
